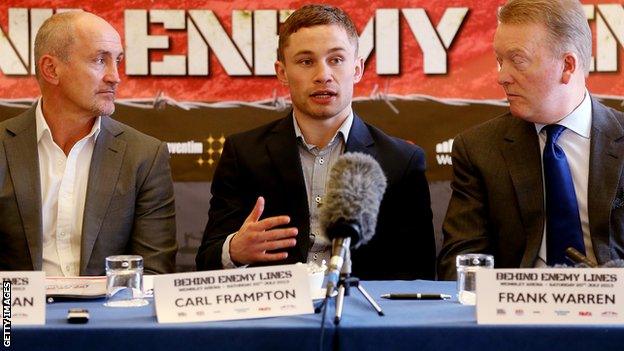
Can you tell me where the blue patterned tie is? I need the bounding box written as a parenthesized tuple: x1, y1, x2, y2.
(543, 124, 585, 265)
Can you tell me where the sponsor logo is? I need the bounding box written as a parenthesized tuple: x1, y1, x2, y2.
(578, 311, 592, 317)
(554, 310, 570, 316)
(167, 141, 204, 155)
(258, 306, 271, 312)
(280, 304, 297, 311)
(435, 138, 453, 165)
(194, 134, 225, 167)
(514, 309, 524, 316)
(496, 308, 506, 315)
(601, 311, 618, 318)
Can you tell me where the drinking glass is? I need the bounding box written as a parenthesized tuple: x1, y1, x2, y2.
(104, 255, 148, 307)
(456, 253, 494, 305)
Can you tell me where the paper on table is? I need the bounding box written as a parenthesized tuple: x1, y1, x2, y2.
(46, 276, 107, 299)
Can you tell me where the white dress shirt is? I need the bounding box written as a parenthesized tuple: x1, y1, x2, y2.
(221, 112, 354, 268)
(37, 99, 101, 276)
(534, 91, 596, 266)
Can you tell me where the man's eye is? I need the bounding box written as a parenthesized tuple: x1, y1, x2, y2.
(512, 56, 526, 65)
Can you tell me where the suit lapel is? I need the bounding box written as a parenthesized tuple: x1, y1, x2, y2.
(588, 99, 624, 264)
(264, 114, 375, 262)
(500, 116, 544, 267)
(266, 117, 310, 262)
(345, 114, 376, 156)
(80, 117, 126, 273)
(4, 108, 42, 270)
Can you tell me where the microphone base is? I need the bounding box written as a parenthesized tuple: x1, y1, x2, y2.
(322, 274, 384, 325)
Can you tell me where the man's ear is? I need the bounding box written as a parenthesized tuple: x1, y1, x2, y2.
(561, 52, 577, 85)
(39, 55, 61, 85)
(275, 60, 289, 86)
(353, 56, 364, 84)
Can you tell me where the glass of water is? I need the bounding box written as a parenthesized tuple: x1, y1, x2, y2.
(456, 253, 494, 305)
(104, 255, 148, 307)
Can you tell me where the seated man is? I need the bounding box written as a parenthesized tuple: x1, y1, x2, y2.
(438, 0, 624, 279)
(196, 4, 435, 280)
(0, 11, 177, 275)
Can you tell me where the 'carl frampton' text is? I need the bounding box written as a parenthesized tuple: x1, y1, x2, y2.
(175, 289, 296, 307)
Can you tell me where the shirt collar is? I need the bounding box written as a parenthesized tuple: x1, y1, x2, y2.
(534, 90, 592, 139)
(292, 111, 354, 150)
(36, 98, 102, 143)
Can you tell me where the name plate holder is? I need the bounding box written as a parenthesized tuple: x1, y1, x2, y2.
(1, 271, 46, 326)
(476, 268, 624, 324)
(153, 264, 313, 323)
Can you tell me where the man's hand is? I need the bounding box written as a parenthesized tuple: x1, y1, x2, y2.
(229, 197, 298, 265)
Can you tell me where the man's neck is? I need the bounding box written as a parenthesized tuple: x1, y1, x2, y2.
(548, 81, 587, 124)
(294, 109, 350, 149)
(41, 98, 96, 155)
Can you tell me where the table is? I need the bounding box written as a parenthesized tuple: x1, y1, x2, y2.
(12, 281, 624, 350)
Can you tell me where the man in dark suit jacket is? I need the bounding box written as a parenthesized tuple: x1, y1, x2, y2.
(0, 11, 177, 275)
(438, 0, 624, 279)
(196, 4, 435, 280)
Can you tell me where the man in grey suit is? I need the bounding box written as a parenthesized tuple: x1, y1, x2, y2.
(0, 11, 177, 275)
(438, 0, 624, 279)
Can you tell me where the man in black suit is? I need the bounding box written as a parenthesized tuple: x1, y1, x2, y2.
(196, 4, 435, 280)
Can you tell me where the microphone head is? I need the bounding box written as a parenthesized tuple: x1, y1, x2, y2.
(320, 152, 387, 248)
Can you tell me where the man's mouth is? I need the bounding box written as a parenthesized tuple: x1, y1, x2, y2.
(505, 92, 521, 99)
(310, 90, 337, 99)
(98, 90, 116, 96)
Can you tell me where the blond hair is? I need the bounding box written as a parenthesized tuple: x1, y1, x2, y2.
(499, 0, 591, 75)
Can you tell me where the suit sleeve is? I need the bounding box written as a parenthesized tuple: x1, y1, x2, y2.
(403, 148, 436, 280)
(437, 134, 492, 280)
(130, 142, 177, 274)
(196, 138, 251, 270)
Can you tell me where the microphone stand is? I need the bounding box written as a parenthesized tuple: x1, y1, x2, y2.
(318, 248, 384, 325)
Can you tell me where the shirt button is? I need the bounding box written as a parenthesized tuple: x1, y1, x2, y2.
(59, 232, 65, 238)
(313, 253, 318, 260)
(318, 158, 325, 165)
(315, 196, 322, 204)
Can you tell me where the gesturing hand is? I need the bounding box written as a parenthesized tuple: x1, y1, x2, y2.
(229, 196, 298, 265)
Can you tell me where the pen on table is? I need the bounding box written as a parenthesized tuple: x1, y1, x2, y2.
(380, 293, 452, 300)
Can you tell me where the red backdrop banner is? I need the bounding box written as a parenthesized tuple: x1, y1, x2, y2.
(2, 1, 624, 101)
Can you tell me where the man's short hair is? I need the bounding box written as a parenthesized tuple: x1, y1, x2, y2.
(498, 0, 592, 76)
(277, 4, 359, 62)
(34, 11, 81, 79)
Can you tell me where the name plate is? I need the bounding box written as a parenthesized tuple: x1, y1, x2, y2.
(476, 268, 624, 324)
(153, 264, 313, 323)
(1, 271, 46, 326)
